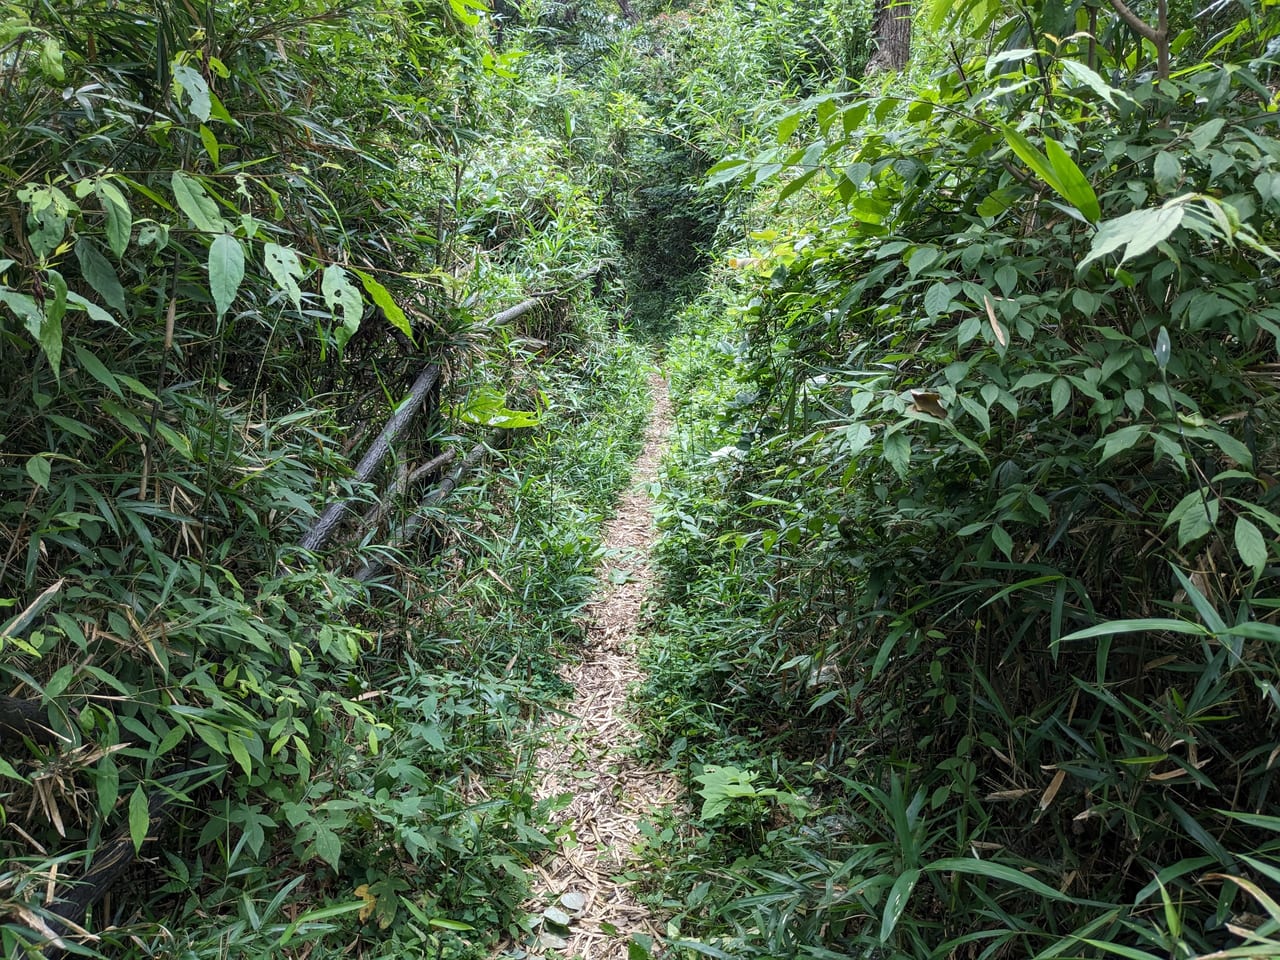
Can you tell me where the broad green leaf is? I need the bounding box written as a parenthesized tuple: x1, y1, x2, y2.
(209, 234, 245, 322)
(991, 524, 1014, 560)
(74, 237, 126, 313)
(227, 733, 252, 777)
(129, 785, 150, 852)
(39, 35, 64, 81)
(1153, 151, 1182, 193)
(977, 186, 1019, 218)
(543, 906, 572, 927)
(25, 455, 51, 490)
(907, 245, 940, 277)
(172, 62, 211, 121)
(994, 265, 1017, 295)
(311, 825, 341, 869)
(322, 265, 364, 350)
(923, 280, 952, 316)
(171, 171, 226, 233)
(883, 430, 910, 479)
(353, 268, 412, 339)
(138, 222, 170, 250)
(447, 0, 482, 26)
(1188, 117, 1226, 152)
(0, 289, 44, 334)
(18, 183, 75, 258)
(1097, 423, 1146, 462)
(95, 180, 132, 258)
(1080, 204, 1187, 270)
(1058, 59, 1136, 107)
(1051, 377, 1071, 415)
(880, 869, 920, 941)
(1177, 495, 1217, 547)
(694, 764, 759, 820)
(263, 242, 304, 309)
(1234, 516, 1267, 578)
(1042, 135, 1100, 223)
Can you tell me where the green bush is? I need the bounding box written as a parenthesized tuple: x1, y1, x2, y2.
(642, 3, 1280, 957)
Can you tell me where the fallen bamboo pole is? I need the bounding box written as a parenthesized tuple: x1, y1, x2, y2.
(352, 432, 499, 583)
(299, 363, 441, 553)
(299, 265, 600, 556)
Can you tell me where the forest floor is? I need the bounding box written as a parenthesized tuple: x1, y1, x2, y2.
(503, 371, 682, 960)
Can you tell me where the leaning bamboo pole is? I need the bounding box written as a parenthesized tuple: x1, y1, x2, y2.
(298, 265, 601, 557)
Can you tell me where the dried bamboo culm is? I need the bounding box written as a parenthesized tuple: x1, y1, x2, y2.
(352, 431, 499, 582)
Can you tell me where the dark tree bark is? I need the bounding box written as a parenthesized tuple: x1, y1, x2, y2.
(865, 0, 911, 74)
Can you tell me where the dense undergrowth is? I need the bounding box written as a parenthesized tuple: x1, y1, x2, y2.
(635, 2, 1280, 959)
(0, 0, 650, 955)
(9, 0, 1280, 957)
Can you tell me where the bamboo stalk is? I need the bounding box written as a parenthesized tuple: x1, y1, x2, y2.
(299, 363, 441, 552)
(352, 432, 499, 583)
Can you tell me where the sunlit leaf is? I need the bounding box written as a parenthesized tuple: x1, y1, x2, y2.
(353, 268, 412, 339)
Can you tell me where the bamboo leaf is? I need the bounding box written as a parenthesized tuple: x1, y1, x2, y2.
(1042, 135, 1100, 223)
(353, 268, 412, 339)
(128, 785, 150, 852)
(1057, 618, 1208, 645)
(880, 868, 920, 941)
(923, 857, 1073, 902)
(1001, 126, 1066, 198)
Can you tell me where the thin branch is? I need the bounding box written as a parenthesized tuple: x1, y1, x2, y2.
(1107, 0, 1159, 41)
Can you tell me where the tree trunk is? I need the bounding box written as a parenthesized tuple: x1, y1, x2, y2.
(865, 0, 911, 75)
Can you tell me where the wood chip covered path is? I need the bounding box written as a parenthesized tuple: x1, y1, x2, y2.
(501, 371, 682, 960)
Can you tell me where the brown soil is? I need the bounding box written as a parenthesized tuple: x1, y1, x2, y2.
(503, 371, 683, 960)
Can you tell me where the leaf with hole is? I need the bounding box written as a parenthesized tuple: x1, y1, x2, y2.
(323, 265, 364, 349)
(263, 243, 304, 309)
(880, 868, 919, 941)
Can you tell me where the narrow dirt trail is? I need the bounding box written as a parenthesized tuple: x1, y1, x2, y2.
(508, 371, 682, 959)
